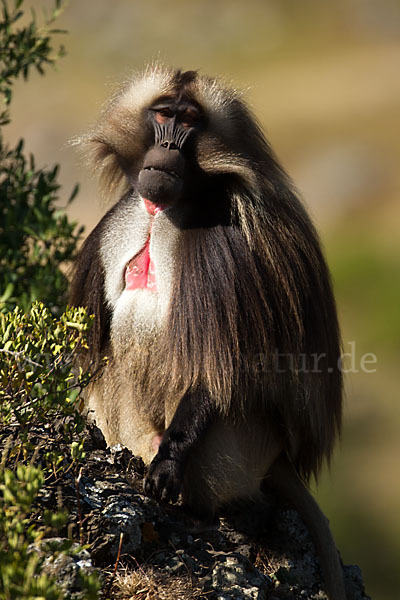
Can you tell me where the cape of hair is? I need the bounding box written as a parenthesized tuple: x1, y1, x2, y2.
(70, 64, 342, 482)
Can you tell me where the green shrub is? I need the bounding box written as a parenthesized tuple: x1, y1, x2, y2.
(0, 303, 101, 599)
(0, 302, 93, 447)
(0, 0, 82, 314)
(0, 3, 101, 597)
(0, 465, 64, 600)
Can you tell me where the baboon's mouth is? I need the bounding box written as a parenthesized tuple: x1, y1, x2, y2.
(143, 166, 182, 180)
(137, 161, 185, 204)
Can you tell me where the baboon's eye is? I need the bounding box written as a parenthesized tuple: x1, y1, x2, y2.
(154, 108, 174, 124)
(180, 108, 200, 128)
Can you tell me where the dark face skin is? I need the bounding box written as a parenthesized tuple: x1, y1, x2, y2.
(136, 97, 203, 206)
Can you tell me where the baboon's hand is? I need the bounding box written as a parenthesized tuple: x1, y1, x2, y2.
(144, 455, 183, 504)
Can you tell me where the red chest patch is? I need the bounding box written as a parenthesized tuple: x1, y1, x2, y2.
(124, 198, 166, 292)
(125, 236, 157, 291)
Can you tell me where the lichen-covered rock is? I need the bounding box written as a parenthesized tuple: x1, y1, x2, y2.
(29, 538, 98, 599)
(206, 553, 272, 599)
(23, 424, 371, 599)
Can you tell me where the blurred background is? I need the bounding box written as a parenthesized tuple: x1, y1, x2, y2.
(4, 1, 400, 597)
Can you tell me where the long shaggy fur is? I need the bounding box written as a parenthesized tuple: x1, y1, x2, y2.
(70, 64, 342, 483)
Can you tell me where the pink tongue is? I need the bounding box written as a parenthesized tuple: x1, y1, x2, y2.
(124, 198, 165, 291)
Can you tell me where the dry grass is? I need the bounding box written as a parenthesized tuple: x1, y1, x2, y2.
(112, 566, 208, 600)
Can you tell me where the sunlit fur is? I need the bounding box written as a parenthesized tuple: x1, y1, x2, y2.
(71, 64, 342, 484)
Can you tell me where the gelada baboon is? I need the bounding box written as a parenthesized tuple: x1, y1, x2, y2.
(70, 64, 345, 599)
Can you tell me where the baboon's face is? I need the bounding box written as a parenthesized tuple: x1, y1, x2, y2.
(136, 95, 204, 207)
